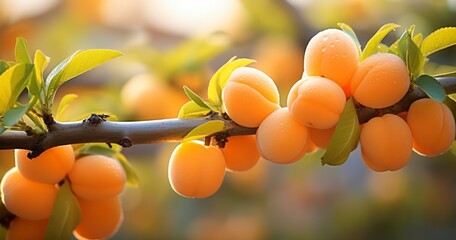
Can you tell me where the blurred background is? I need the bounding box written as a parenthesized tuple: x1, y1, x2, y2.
(1, 0, 456, 239)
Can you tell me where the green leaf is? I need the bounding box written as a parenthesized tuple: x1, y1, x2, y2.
(54, 94, 78, 121)
(0, 125, 5, 134)
(15, 37, 31, 64)
(45, 49, 122, 106)
(207, 57, 255, 109)
(0, 61, 9, 75)
(28, 50, 50, 99)
(45, 179, 81, 240)
(115, 152, 139, 187)
(362, 23, 400, 60)
(406, 33, 425, 79)
(183, 86, 212, 110)
(321, 98, 360, 166)
(183, 120, 225, 142)
(178, 101, 212, 119)
(337, 22, 362, 55)
(3, 104, 29, 126)
(421, 27, 456, 57)
(432, 70, 456, 78)
(414, 75, 446, 102)
(0, 63, 34, 115)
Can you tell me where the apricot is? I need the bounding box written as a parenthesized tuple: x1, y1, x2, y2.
(308, 126, 336, 149)
(350, 53, 410, 108)
(7, 218, 49, 240)
(360, 114, 413, 171)
(252, 37, 304, 90)
(304, 28, 359, 93)
(256, 108, 309, 164)
(222, 67, 280, 127)
(1, 167, 58, 220)
(15, 145, 75, 184)
(406, 98, 456, 156)
(287, 76, 346, 129)
(168, 140, 226, 198)
(220, 135, 260, 172)
(68, 155, 126, 201)
(73, 197, 123, 240)
(121, 73, 187, 120)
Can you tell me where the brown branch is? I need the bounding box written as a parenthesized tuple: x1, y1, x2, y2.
(0, 77, 455, 157)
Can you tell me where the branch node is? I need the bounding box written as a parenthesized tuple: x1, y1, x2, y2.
(83, 113, 109, 126)
(118, 138, 132, 148)
(27, 143, 44, 159)
(43, 113, 56, 126)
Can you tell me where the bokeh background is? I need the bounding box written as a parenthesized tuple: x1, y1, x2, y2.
(1, 0, 456, 239)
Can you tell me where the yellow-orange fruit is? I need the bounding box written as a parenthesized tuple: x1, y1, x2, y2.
(304, 28, 359, 93)
(308, 126, 336, 149)
(68, 155, 126, 201)
(222, 67, 280, 127)
(15, 145, 75, 184)
(256, 108, 309, 164)
(168, 141, 226, 198)
(406, 98, 456, 156)
(350, 53, 410, 108)
(287, 76, 346, 129)
(7, 218, 49, 240)
(220, 135, 260, 172)
(73, 197, 123, 240)
(1, 167, 58, 220)
(252, 37, 304, 90)
(360, 114, 413, 171)
(121, 73, 187, 120)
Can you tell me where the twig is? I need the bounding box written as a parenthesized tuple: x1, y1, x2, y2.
(0, 77, 455, 157)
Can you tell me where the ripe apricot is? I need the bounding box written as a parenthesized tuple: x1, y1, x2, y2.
(304, 28, 359, 93)
(360, 114, 413, 171)
(68, 155, 126, 201)
(7, 218, 49, 240)
(406, 98, 456, 156)
(168, 140, 226, 198)
(252, 37, 304, 91)
(1, 167, 58, 220)
(222, 67, 280, 127)
(308, 126, 336, 149)
(121, 73, 187, 120)
(287, 76, 346, 129)
(73, 197, 123, 240)
(15, 145, 75, 184)
(256, 108, 309, 164)
(220, 135, 260, 172)
(350, 53, 410, 108)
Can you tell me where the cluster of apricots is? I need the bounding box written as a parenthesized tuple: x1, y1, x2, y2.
(0, 145, 127, 239)
(168, 28, 455, 199)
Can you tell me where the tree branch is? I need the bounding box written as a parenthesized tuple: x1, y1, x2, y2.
(0, 77, 455, 157)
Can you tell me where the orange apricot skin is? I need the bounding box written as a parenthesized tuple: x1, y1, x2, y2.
(350, 53, 410, 109)
(15, 145, 75, 184)
(168, 141, 226, 198)
(7, 218, 49, 240)
(360, 114, 413, 171)
(287, 76, 346, 129)
(221, 135, 260, 172)
(222, 67, 280, 127)
(256, 108, 309, 164)
(73, 197, 123, 240)
(304, 28, 359, 92)
(308, 126, 336, 149)
(68, 155, 126, 201)
(406, 98, 456, 156)
(1, 167, 58, 220)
